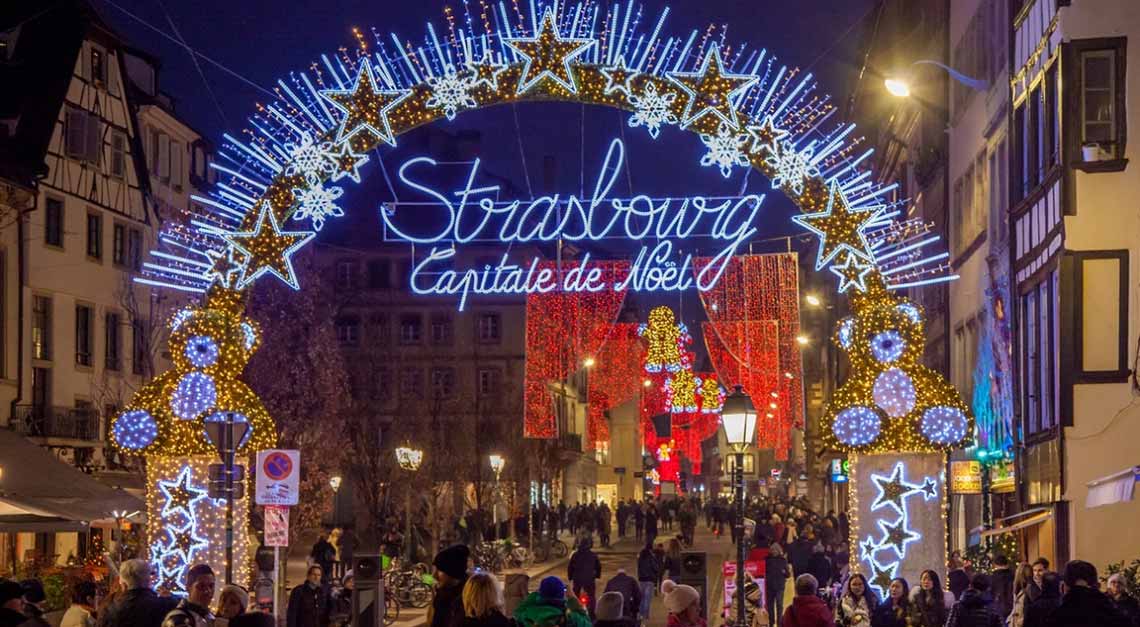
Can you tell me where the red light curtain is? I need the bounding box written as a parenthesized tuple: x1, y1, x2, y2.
(524, 261, 630, 438)
(640, 382, 669, 451)
(703, 320, 789, 458)
(586, 323, 645, 445)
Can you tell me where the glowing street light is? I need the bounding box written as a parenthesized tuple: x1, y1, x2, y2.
(395, 445, 423, 561)
(719, 385, 756, 627)
(884, 77, 911, 98)
(796, 334, 811, 346)
(583, 357, 596, 368)
(885, 60, 987, 99)
(805, 294, 822, 307)
(643, 379, 652, 387)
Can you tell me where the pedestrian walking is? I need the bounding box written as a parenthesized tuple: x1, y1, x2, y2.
(870, 578, 908, 627)
(637, 541, 661, 622)
(634, 505, 645, 541)
(97, 559, 180, 627)
(1023, 572, 1060, 627)
(603, 569, 641, 622)
(1107, 573, 1140, 627)
(727, 579, 769, 627)
(663, 539, 683, 581)
(569, 540, 601, 616)
(430, 545, 471, 627)
(806, 544, 832, 589)
(594, 592, 636, 627)
(461, 572, 511, 627)
(834, 573, 874, 627)
(1044, 561, 1130, 627)
(907, 571, 949, 627)
(780, 574, 833, 627)
(1028, 559, 1049, 603)
(765, 544, 791, 623)
(661, 580, 705, 627)
(947, 553, 970, 602)
(61, 581, 97, 627)
(287, 565, 330, 627)
(513, 577, 591, 627)
(311, 533, 336, 584)
(162, 564, 217, 627)
(646, 506, 659, 546)
(944, 574, 1002, 627)
(991, 555, 1015, 619)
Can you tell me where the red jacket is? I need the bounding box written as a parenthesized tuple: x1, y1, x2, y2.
(780, 595, 834, 627)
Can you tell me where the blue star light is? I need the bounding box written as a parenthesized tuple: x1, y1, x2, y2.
(601, 55, 639, 96)
(158, 466, 208, 519)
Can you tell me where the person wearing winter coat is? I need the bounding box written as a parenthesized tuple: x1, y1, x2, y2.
(513, 577, 591, 627)
(833, 574, 874, 627)
(430, 545, 471, 627)
(163, 565, 217, 627)
(765, 544, 791, 624)
(947, 553, 970, 602)
(636, 542, 661, 621)
(991, 555, 1015, 620)
(603, 569, 641, 621)
(907, 571, 949, 627)
(780, 575, 833, 627)
(660, 580, 705, 627)
(461, 572, 511, 627)
(287, 565, 331, 627)
(594, 592, 637, 627)
(944, 574, 1002, 627)
(1007, 562, 1033, 627)
(870, 579, 908, 627)
(806, 545, 833, 589)
(1043, 561, 1130, 627)
(727, 579, 770, 627)
(1023, 572, 1061, 627)
(1107, 573, 1140, 627)
(568, 540, 601, 616)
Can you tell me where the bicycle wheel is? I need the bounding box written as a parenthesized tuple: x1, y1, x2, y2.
(408, 582, 433, 608)
(534, 542, 551, 562)
(552, 540, 568, 558)
(384, 592, 400, 626)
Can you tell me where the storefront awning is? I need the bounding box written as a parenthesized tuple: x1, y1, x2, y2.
(1086, 466, 1140, 509)
(0, 429, 144, 530)
(979, 507, 1052, 538)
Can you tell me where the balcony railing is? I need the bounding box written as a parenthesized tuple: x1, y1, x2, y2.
(11, 405, 100, 441)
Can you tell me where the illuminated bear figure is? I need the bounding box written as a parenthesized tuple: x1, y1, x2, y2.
(638, 305, 691, 374)
(822, 280, 972, 452)
(108, 298, 276, 593)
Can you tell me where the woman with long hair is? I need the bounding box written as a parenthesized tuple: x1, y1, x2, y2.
(1008, 562, 1034, 627)
(834, 573, 875, 627)
(908, 570, 949, 627)
(664, 538, 683, 580)
(462, 572, 511, 627)
(870, 578, 909, 627)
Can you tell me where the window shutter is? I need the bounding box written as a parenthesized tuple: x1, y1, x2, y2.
(86, 115, 102, 164)
(66, 109, 86, 157)
(170, 141, 183, 187)
(158, 133, 170, 180)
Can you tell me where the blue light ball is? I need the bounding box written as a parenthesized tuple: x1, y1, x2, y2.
(170, 372, 217, 420)
(113, 409, 157, 450)
(921, 406, 969, 444)
(832, 406, 882, 446)
(870, 330, 905, 363)
(184, 335, 220, 368)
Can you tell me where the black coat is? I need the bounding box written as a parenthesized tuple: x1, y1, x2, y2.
(461, 609, 512, 627)
(97, 588, 180, 627)
(0, 608, 27, 627)
(945, 589, 1002, 627)
(1111, 594, 1140, 627)
(1044, 586, 1131, 627)
(287, 583, 331, 627)
(637, 549, 661, 582)
(990, 567, 1015, 619)
(871, 600, 909, 627)
(1023, 595, 1060, 627)
(787, 540, 812, 578)
(806, 553, 833, 587)
(432, 579, 468, 627)
(764, 556, 789, 593)
(947, 570, 970, 602)
(604, 572, 642, 619)
(568, 549, 601, 584)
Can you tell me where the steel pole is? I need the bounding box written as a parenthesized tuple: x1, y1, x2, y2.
(735, 452, 747, 627)
(406, 488, 414, 563)
(224, 413, 235, 585)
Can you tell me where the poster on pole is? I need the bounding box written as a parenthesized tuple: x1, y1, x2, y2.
(256, 450, 300, 505)
(721, 561, 763, 617)
(265, 505, 290, 547)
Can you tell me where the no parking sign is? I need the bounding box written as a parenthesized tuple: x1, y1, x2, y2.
(256, 449, 300, 505)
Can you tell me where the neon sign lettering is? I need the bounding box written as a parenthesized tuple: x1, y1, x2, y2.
(382, 138, 765, 310)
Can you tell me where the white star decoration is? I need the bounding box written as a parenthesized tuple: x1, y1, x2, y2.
(425, 67, 479, 120)
(223, 201, 316, 290)
(601, 55, 639, 96)
(628, 82, 679, 138)
(505, 7, 594, 94)
(667, 43, 756, 130)
(465, 50, 509, 91)
(831, 252, 875, 293)
(321, 58, 412, 146)
(699, 121, 751, 178)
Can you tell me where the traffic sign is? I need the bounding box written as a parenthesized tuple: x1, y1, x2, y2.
(256, 450, 300, 505)
(265, 505, 290, 547)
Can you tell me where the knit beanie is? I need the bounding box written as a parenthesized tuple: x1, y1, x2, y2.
(221, 584, 249, 612)
(538, 576, 567, 602)
(661, 579, 700, 615)
(433, 544, 470, 580)
(595, 592, 625, 621)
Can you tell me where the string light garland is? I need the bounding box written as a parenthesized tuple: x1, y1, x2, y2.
(586, 323, 645, 447)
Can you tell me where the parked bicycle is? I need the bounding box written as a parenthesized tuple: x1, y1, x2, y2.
(532, 532, 569, 562)
(473, 539, 535, 572)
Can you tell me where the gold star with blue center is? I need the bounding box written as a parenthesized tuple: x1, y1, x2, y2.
(506, 8, 594, 94)
(321, 58, 412, 145)
(792, 181, 877, 270)
(667, 43, 756, 130)
(224, 202, 315, 290)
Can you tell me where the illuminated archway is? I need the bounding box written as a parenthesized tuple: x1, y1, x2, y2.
(108, 3, 971, 595)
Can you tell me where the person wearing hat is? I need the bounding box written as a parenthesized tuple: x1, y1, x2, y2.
(594, 592, 636, 627)
(216, 584, 249, 626)
(567, 540, 600, 617)
(430, 544, 471, 627)
(513, 577, 590, 627)
(0, 580, 27, 627)
(661, 579, 705, 627)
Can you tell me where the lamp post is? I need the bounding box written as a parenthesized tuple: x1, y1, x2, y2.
(489, 454, 505, 537)
(329, 475, 342, 527)
(884, 59, 987, 98)
(721, 385, 757, 627)
(395, 446, 424, 563)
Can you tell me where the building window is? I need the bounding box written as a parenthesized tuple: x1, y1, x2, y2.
(336, 317, 360, 346)
(112, 223, 126, 265)
(65, 108, 101, 164)
(400, 368, 423, 399)
(726, 454, 755, 474)
(75, 304, 93, 367)
(431, 367, 456, 399)
(1070, 250, 1130, 381)
(335, 261, 358, 289)
(373, 368, 392, 400)
(105, 312, 121, 370)
(1081, 50, 1116, 152)
(478, 368, 500, 396)
(399, 314, 422, 344)
(170, 140, 183, 189)
(1018, 270, 1058, 437)
(32, 367, 50, 410)
(90, 46, 107, 86)
(430, 314, 452, 345)
(370, 314, 390, 345)
(988, 139, 1007, 243)
(45, 198, 63, 247)
(32, 295, 51, 360)
(368, 259, 391, 289)
(477, 313, 501, 343)
(111, 131, 126, 178)
(86, 211, 102, 260)
(128, 228, 143, 270)
(132, 318, 148, 375)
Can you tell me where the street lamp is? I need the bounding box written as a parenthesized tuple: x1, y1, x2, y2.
(583, 357, 596, 368)
(329, 475, 342, 528)
(805, 294, 822, 308)
(720, 385, 756, 627)
(796, 334, 810, 346)
(884, 59, 987, 98)
(395, 446, 423, 562)
(489, 454, 505, 535)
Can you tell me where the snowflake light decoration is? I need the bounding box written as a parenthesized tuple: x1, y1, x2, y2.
(699, 121, 751, 178)
(283, 133, 337, 185)
(291, 182, 345, 231)
(628, 82, 678, 139)
(425, 68, 479, 120)
(767, 141, 818, 195)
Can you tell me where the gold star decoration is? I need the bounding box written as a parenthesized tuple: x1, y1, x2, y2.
(167, 522, 208, 564)
(204, 246, 246, 289)
(831, 252, 875, 293)
(667, 43, 757, 130)
(506, 7, 594, 94)
(747, 116, 787, 155)
(465, 50, 509, 91)
(158, 467, 208, 519)
(601, 55, 639, 96)
(870, 463, 921, 515)
(791, 181, 877, 270)
(223, 201, 315, 290)
(879, 518, 920, 557)
(870, 562, 896, 595)
(329, 141, 369, 184)
(321, 58, 412, 145)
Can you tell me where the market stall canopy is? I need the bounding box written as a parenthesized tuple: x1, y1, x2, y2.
(0, 429, 144, 531)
